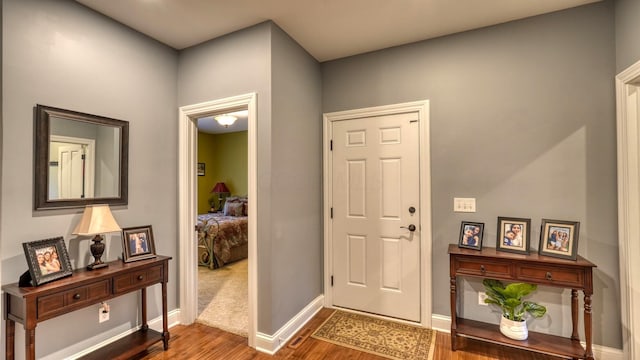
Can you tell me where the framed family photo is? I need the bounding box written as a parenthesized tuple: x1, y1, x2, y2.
(122, 225, 156, 263)
(539, 219, 580, 260)
(22, 236, 73, 286)
(496, 217, 531, 254)
(458, 221, 484, 250)
(197, 163, 205, 176)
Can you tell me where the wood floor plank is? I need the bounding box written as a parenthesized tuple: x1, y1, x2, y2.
(136, 308, 562, 360)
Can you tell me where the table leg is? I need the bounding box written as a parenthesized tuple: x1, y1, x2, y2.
(141, 288, 148, 331)
(5, 318, 15, 360)
(584, 291, 594, 360)
(25, 327, 36, 360)
(571, 289, 579, 341)
(162, 280, 170, 350)
(450, 276, 457, 351)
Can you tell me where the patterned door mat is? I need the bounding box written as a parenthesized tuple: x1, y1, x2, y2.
(311, 310, 436, 360)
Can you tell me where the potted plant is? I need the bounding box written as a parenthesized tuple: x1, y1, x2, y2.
(483, 279, 547, 340)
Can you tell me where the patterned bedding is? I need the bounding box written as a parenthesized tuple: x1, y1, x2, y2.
(197, 213, 248, 269)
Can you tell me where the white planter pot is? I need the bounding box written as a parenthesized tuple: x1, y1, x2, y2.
(500, 316, 528, 340)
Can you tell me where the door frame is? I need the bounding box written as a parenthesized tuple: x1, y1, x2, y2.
(178, 93, 257, 347)
(322, 100, 432, 327)
(616, 59, 640, 360)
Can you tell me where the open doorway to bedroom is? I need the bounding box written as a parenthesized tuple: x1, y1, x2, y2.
(195, 109, 249, 337)
(178, 93, 257, 348)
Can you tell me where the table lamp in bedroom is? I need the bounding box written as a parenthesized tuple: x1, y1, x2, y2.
(210, 182, 230, 212)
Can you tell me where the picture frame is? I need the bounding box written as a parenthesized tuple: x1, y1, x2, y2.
(458, 221, 484, 250)
(22, 236, 73, 286)
(496, 217, 531, 254)
(538, 219, 580, 260)
(197, 162, 205, 176)
(122, 225, 157, 263)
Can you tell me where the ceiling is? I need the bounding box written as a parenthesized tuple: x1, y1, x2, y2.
(75, 0, 600, 62)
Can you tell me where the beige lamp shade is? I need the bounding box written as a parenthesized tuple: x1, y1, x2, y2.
(72, 204, 121, 235)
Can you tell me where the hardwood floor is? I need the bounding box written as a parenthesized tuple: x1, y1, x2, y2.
(135, 308, 562, 360)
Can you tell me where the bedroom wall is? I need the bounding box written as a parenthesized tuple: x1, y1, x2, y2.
(197, 131, 248, 214)
(1, 0, 178, 358)
(615, 0, 640, 72)
(322, 1, 620, 349)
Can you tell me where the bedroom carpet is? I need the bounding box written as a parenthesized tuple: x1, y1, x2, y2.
(196, 258, 248, 337)
(311, 310, 436, 360)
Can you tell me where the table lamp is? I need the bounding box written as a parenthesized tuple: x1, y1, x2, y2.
(73, 204, 121, 270)
(210, 182, 230, 212)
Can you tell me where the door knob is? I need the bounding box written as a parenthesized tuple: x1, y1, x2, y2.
(400, 224, 416, 232)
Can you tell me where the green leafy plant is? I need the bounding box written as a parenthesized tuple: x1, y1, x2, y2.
(482, 279, 547, 321)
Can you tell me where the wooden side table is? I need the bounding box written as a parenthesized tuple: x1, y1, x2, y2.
(448, 244, 596, 359)
(3, 255, 171, 360)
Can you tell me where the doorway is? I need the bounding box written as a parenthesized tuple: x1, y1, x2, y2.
(616, 59, 640, 360)
(178, 93, 257, 348)
(323, 100, 433, 327)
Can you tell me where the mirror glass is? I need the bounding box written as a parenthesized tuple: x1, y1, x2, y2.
(35, 105, 129, 210)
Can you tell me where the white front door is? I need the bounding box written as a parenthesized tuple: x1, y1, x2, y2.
(331, 111, 421, 322)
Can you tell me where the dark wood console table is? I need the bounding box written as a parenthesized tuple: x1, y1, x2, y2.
(3, 255, 171, 360)
(448, 244, 596, 359)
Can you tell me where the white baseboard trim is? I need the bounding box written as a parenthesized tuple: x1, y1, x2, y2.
(430, 314, 624, 360)
(51, 309, 181, 360)
(255, 295, 324, 355)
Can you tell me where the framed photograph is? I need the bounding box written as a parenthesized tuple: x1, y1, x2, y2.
(122, 225, 157, 263)
(539, 219, 580, 260)
(22, 237, 73, 286)
(496, 217, 531, 254)
(197, 162, 205, 176)
(458, 222, 484, 250)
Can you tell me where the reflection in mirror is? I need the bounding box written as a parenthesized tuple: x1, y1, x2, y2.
(35, 105, 128, 210)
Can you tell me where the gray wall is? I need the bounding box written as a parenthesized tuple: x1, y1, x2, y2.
(1, 0, 178, 358)
(270, 24, 323, 333)
(615, 0, 640, 72)
(322, 1, 620, 348)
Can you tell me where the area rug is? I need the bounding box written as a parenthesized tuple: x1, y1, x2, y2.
(196, 258, 248, 337)
(311, 310, 436, 360)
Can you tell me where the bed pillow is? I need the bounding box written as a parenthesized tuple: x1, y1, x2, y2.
(224, 201, 244, 216)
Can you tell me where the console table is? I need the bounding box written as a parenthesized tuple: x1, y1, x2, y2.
(3, 255, 171, 360)
(448, 244, 596, 359)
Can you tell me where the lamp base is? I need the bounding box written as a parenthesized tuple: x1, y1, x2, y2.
(87, 234, 109, 271)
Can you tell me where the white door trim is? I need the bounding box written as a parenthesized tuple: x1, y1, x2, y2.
(178, 92, 257, 347)
(322, 100, 432, 327)
(616, 59, 640, 360)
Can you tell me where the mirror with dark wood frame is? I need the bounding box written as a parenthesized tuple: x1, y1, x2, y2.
(34, 104, 129, 210)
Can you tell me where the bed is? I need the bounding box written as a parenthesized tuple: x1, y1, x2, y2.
(197, 197, 248, 269)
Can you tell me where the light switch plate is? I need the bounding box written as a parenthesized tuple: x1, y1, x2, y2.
(454, 197, 476, 212)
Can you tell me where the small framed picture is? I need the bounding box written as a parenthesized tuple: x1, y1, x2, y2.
(458, 222, 484, 250)
(22, 237, 73, 286)
(122, 225, 157, 262)
(538, 219, 580, 260)
(197, 162, 205, 176)
(496, 217, 531, 254)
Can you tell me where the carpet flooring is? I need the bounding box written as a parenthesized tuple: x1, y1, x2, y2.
(311, 310, 436, 360)
(196, 258, 248, 337)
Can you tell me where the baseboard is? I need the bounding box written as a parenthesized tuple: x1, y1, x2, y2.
(43, 309, 182, 360)
(430, 314, 624, 360)
(255, 295, 324, 355)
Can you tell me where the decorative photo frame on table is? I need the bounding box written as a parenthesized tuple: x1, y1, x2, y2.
(458, 221, 484, 250)
(496, 216, 531, 255)
(538, 219, 580, 260)
(22, 236, 73, 286)
(122, 225, 157, 263)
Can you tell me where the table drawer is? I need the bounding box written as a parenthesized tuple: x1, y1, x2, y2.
(37, 279, 111, 320)
(517, 265, 584, 287)
(455, 259, 512, 278)
(114, 265, 163, 294)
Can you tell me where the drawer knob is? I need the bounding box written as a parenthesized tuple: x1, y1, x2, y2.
(480, 265, 486, 273)
(137, 275, 144, 281)
(546, 272, 553, 280)
(73, 293, 81, 300)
